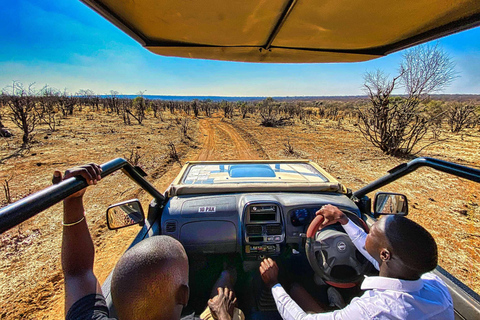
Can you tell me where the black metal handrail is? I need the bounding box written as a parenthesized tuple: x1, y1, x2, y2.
(353, 157, 480, 199)
(0, 158, 164, 234)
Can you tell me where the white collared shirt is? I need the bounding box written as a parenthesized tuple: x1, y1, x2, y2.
(271, 220, 454, 320)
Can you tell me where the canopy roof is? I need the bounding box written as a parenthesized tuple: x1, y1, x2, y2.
(82, 0, 480, 63)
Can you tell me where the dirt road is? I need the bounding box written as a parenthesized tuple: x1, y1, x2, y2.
(195, 116, 267, 161)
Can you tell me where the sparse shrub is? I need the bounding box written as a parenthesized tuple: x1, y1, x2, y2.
(283, 139, 301, 158)
(202, 101, 212, 117)
(239, 102, 249, 119)
(358, 44, 456, 156)
(3, 174, 13, 204)
(447, 103, 477, 133)
(58, 91, 77, 117)
(260, 114, 292, 127)
(3, 82, 40, 146)
(192, 100, 200, 117)
(180, 118, 189, 140)
(120, 99, 132, 125)
(425, 100, 446, 128)
(168, 142, 179, 162)
(222, 101, 234, 118)
(38, 85, 59, 132)
(168, 101, 176, 114)
(131, 95, 146, 124)
(151, 100, 160, 118)
(106, 91, 120, 114)
(126, 147, 142, 166)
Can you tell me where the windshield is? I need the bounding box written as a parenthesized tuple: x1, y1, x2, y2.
(181, 163, 329, 185)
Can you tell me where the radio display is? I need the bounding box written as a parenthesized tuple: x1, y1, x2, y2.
(250, 213, 277, 221)
(251, 205, 276, 212)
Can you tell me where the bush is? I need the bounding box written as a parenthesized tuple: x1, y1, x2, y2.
(447, 103, 477, 133)
(358, 44, 456, 156)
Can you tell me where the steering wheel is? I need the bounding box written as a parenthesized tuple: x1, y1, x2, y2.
(305, 210, 372, 288)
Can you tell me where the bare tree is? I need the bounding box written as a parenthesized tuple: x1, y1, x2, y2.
(38, 85, 59, 131)
(191, 100, 200, 117)
(222, 101, 234, 118)
(58, 90, 77, 117)
(3, 82, 40, 146)
(120, 98, 132, 125)
(358, 44, 456, 156)
(400, 43, 456, 98)
(239, 102, 249, 119)
(106, 91, 120, 114)
(202, 100, 212, 117)
(180, 118, 189, 141)
(151, 100, 160, 118)
(131, 95, 146, 124)
(447, 103, 477, 133)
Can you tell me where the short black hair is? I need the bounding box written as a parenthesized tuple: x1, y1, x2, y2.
(111, 235, 188, 320)
(384, 215, 438, 274)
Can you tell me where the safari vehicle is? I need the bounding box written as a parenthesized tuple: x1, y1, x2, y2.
(2, 158, 480, 319)
(1, 0, 480, 319)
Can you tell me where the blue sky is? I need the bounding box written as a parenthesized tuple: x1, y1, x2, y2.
(0, 0, 479, 96)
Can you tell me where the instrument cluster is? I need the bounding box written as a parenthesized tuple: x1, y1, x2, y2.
(289, 207, 320, 227)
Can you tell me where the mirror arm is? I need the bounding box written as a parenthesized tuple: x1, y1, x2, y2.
(121, 164, 164, 201)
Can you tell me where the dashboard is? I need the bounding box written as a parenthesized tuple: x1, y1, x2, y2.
(159, 192, 361, 258)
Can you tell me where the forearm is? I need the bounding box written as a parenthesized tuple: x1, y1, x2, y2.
(61, 197, 95, 277)
(341, 220, 379, 270)
(272, 284, 333, 320)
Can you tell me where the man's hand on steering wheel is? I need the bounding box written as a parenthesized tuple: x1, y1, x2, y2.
(307, 205, 371, 284)
(316, 204, 349, 227)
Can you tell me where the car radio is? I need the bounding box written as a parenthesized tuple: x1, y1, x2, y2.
(244, 203, 284, 256)
(246, 204, 281, 224)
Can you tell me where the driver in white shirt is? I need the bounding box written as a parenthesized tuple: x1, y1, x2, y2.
(259, 204, 454, 320)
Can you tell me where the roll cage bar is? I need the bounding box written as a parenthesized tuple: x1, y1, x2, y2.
(0, 158, 164, 234)
(353, 157, 480, 199)
(1, 157, 479, 234)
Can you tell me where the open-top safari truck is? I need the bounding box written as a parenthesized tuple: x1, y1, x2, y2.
(2, 1, 480, 319)
(1, 158, 480, 319)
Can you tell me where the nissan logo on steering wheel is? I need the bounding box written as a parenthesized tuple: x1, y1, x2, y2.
(337, 241, 347, 252)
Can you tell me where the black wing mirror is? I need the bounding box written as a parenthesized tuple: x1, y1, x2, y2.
(106, 199, 145, 230)
(374, 192, 408, 218)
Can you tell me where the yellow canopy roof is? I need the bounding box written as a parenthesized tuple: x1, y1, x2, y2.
(82, 0, 480, 63)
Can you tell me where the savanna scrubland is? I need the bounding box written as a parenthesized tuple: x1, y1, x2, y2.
(1, 93, 480, 319)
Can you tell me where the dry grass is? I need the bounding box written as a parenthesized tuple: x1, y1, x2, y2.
(0, 107, 479, 318)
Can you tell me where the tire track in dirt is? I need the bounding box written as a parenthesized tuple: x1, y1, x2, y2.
(215, 120, 261, 160)
(228, 120, 269, 159)
(196, 118, 217, 161)
(195, 117, 262, 161)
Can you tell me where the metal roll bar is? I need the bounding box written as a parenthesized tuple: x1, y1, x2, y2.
(0, 158, 164, 234)
(353, 157, 480, 199)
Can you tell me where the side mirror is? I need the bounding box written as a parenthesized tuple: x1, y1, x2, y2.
(374, 192, 408, 217)
(106, 199, 145, 230)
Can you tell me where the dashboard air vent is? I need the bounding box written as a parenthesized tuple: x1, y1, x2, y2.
(246, 225, 263, 235)
(266, 224, 282, 235)
(166, 221, 177, 233)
